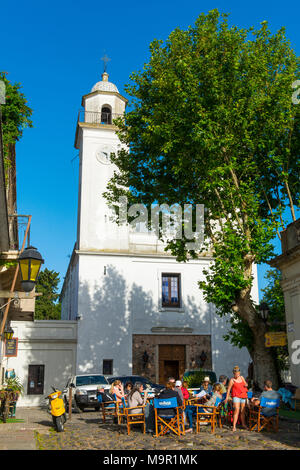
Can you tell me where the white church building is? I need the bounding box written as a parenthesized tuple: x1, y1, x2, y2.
(61, 71, 258, 384)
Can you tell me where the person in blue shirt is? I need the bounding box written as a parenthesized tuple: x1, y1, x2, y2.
(185, 383, 223, 432)
(199, 376, 213, 399)
(250, 380, 280, 417)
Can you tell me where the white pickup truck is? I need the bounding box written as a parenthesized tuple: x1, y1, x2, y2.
(63, 374, 110, 412)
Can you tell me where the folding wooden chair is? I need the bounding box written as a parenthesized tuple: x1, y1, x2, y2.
(248, 397, 280, 432)
(116, 397, 127, 424)
(195, 396, 222, 433)
(98, 393, 118, 424)
(154, 397, 185, 437)
(124, 405, 146, 435)
(215, 394, 227, 429)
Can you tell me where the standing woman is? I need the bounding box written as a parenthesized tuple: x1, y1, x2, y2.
(225, 366, 248, 431)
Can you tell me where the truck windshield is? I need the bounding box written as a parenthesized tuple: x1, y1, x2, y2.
(75, 375, 108, 386)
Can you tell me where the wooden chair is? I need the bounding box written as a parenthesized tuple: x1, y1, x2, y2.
(248, 397, 280, 432)
(116, 397, 127, 424)
(123, 405, 146, 435)
(154, 397, 185, 437)
(215, 394, 227, 429)
(194, 397, 222, 434)
(98, 393, 118, 424)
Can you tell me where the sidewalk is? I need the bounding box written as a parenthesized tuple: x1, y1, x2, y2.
(0, 407, 50, 450)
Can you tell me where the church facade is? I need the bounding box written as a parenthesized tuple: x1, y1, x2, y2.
(61, 72, 258, 383)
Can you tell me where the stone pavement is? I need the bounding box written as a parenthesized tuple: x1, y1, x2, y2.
(0, 407, 299, 450)
(0, 407, 48, 450)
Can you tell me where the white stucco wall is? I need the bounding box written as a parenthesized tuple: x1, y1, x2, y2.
(5, 321, 77, 406)
(74, 253, 252, 380)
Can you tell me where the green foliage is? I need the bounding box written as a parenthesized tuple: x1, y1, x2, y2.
(104, 10, 299, 380)
(223, 313, 254, 353)
(0, 71, 33, 170)
(0, 260, 17, 269)
(3, 376, 24, 395)
(183, 371, 205, 388)
(261, 269, 285, 325)
(35, 268, 61, 320)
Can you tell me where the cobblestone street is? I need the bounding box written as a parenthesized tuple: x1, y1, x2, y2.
(1, 407, 299, 450)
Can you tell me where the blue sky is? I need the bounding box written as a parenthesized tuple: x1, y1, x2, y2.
(1, 0, 299, 295)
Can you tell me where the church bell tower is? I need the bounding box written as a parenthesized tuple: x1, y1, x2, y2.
(75, 70, 128, 252)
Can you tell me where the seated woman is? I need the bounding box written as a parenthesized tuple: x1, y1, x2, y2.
(199, 376, 213, 399)
(127, 382, 150, 432)
(184, 383, 223, 432)
(127, 382, 148, 414)
(181, 381, 191, 401)
(109, 380, 125, 402)
(199, 383, 223, 412)
(124, 381, 133, 397)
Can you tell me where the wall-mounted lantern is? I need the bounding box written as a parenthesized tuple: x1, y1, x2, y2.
(4, 325, 14, 341)
(18, 246, 44, 292)
(258, 302, 270, 323)
(142, 351, 149, 369)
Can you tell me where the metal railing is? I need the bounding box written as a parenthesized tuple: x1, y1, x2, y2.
(77, 110, 123, 125)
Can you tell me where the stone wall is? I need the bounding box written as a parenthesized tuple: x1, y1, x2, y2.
(132, 334, 212, 383)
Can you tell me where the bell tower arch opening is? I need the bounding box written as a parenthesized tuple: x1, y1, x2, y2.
(101, 105, 112, 124)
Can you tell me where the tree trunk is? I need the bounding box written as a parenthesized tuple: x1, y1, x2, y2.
(5, 142, 18, 249)
(238, 291, 278, 390)
(252, 325, 279, 389)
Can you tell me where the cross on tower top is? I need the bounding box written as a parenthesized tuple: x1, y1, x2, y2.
(101, 54, 111, 73)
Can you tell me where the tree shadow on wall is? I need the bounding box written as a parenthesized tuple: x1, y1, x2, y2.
(77, 265, 133, 374)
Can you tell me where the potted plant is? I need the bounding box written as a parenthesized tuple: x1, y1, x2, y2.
(183, 370, 205, 389)
(3, 376, 24, 418)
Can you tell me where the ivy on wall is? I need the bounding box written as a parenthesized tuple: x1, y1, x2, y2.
(0, 71, 33, 175)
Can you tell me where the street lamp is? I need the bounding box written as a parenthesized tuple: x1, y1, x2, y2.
(18, 246, 44, 292)
(196, 350, 207, 368)
(258, 302, 270, 323)
(4, 326, 14, 341)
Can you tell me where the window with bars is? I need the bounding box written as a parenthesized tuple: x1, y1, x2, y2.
(162, 273, 181, 308)
(27, 365, 45, 395)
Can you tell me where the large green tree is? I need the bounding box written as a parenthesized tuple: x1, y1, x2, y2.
(105, 10, 300, 387)
(35, 269, 61, 320)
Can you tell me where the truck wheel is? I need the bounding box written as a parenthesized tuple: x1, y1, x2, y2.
(73, 399, 83, 413)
